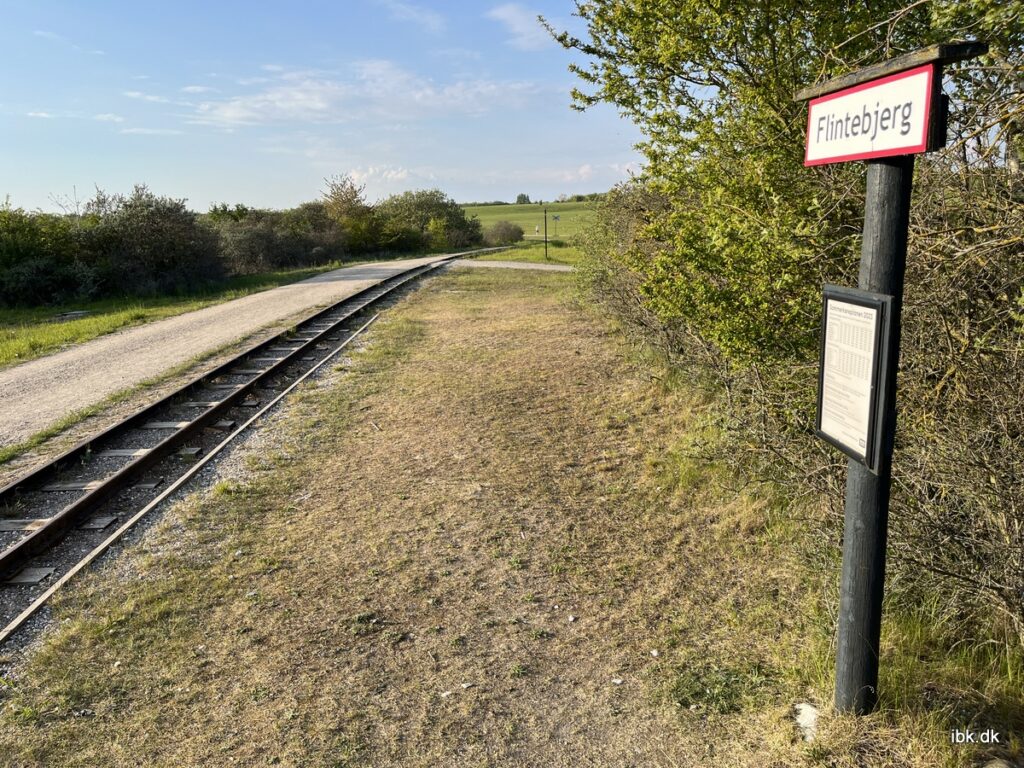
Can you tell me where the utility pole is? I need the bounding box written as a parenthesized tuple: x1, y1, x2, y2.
(544, 207, 548, 261)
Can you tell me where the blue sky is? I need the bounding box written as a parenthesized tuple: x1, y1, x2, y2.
(0, 1, 644, 212)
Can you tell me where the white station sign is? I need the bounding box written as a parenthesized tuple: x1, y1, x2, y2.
(804, 63, 936, 166)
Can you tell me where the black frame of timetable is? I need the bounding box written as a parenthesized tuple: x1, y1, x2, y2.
(815, 284, 893, 474)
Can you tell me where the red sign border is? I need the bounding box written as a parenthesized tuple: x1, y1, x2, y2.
(804, 63, 935, 167)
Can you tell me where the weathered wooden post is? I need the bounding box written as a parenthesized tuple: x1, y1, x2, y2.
(795, 42, 987, 714)
(544, 206, 549, 260)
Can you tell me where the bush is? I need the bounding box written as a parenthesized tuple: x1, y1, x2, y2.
(85, 186, 222, 295)
(561, 3, 1024, 641)
(215, 216, 279, 274)
(0, 256, 95, 306)
(483, 220, 524, 246)
(0, 206, 97, 306)
(0, 180, 483, 308)
(376, 189, 482, 251)
(211, 202, 346, 275)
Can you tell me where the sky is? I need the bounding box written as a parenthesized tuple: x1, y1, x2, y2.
(0, 1, 645, 212)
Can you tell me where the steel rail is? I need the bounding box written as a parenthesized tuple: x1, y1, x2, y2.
(0, 312, 382, 645)
(0, 250, 491, 581)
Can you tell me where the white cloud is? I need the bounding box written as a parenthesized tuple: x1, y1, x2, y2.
(192, 62, 536, 126)
(196, 76, 353, 125)
(350, 165, 411, 185)
(261, 64, 285, 72)
(486, 4, 551, 50)
(375, 0, 445, 34)
(353, 59, 534, 117)
(26, 111, 53, 118)
(120, 127, 183, 135)
(94, 113, 125, 122)
(181, 85, 216, 94)
(123, 90, 170, 103)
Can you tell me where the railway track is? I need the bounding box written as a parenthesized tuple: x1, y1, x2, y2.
(0, 250, 491, 644)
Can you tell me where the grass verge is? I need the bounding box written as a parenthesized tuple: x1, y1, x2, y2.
(0, 264, 353, 370)
(0, 267, 1018, 766)
(473, 241, 582, 266)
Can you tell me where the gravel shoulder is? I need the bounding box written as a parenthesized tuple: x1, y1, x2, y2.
(0, 256, 443, 449)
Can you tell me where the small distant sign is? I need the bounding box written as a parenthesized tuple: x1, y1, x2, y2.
(816, 286, 892, 472)
(804, 64, 935, 166)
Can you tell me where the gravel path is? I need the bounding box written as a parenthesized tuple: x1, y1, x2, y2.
(0, 256, 444, 448)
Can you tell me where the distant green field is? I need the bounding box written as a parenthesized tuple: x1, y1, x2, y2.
(463, 202, 595, 240)
(475, 241, 582, 266)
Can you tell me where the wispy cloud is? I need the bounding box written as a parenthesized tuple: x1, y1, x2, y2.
(181, 85, 216, 94)
(122, 90, 170, 103)
(485, 4, 551, 50)
(26, 111, 53, 118)
(120, 127, 183, 135)
(33, 29, 104, 55)
(191, 63, 536, 127)
(350, 165, 412, 185)
(195, 74, 353, 125)
(94, 113, 125, 122)
(375, 0, 445, 34)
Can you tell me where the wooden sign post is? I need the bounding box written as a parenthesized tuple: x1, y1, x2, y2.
(796, 42, 986, 714)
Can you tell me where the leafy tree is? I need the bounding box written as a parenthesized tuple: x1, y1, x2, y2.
(207, 203, 256, 223)
(549, 2, 1024, 637)
(548, 1, 1020, 360)
(376, 189, 482, 250)
(515, 193, 532, 204)
(323, 175, 378, 252)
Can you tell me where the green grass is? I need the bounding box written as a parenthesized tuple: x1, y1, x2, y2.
(473, 242, 583, 266)
(0, 264, 356, 371)
(463, 201, 595, 241)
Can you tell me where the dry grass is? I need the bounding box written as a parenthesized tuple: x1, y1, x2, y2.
(0, 268, 1016, 766)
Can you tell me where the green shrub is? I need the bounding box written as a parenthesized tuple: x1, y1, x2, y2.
(0, 206, 97, 306)
(376, 189, 482, 251)
(212, 203, 346, 275)
(560, 2, 1024, 642)
(483, 220, 524, 246)
(85, 186, 222, 295)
